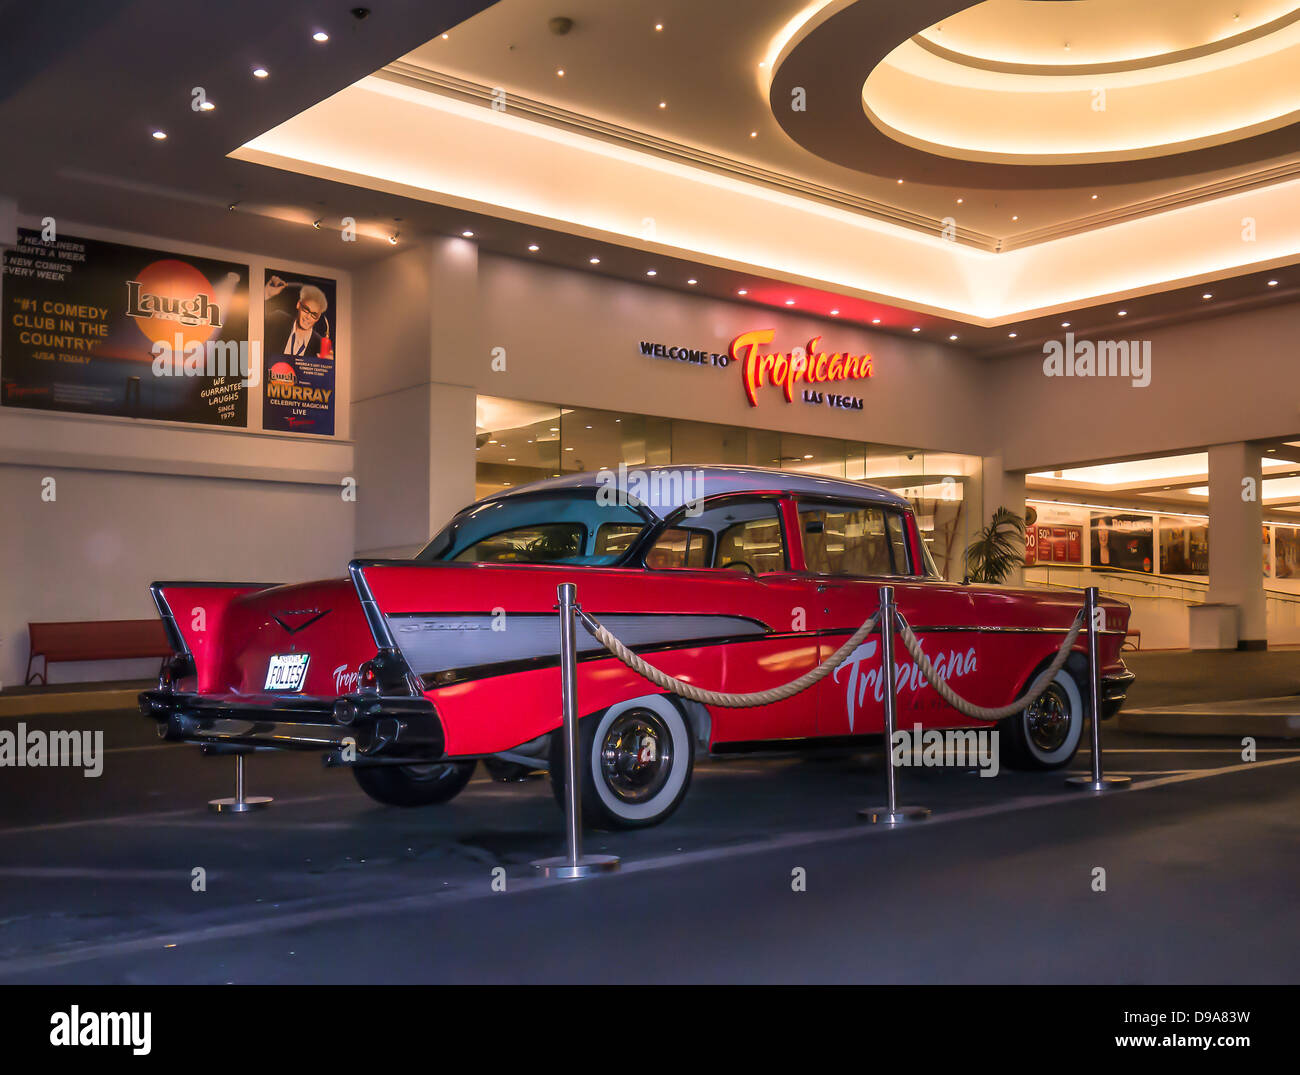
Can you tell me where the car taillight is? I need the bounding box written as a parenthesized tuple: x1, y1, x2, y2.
(359, 661, 379, 692)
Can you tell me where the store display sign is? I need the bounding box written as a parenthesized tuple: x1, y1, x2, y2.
(1091, 512, 1153, 573)
(262, 269, 337, 435)
(2, 228, 250, 426)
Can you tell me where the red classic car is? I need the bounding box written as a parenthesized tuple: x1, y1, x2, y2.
(140, 466, 1134, 828)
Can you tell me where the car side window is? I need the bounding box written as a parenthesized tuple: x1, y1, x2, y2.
(798, 501, 912, 577)
(644, 527, 713, 569)
(648, 496, 788, 574)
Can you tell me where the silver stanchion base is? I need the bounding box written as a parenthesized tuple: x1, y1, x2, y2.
(531, 854, 620, 878)
(208, 796, 273, 813)
(859, 805, 931, 825)
(1065, 775, 1132, 792)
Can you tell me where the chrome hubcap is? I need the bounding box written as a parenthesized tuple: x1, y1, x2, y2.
(1025, 684, 1072, 753)
(600, 710, 672, 803)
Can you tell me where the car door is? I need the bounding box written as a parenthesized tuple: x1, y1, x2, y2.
(638, 493, 819, 745)
(799, 498, 981, 737)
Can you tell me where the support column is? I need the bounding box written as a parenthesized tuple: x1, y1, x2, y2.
(352, 237, 479, 557)
(981, 455, 1027, 586)
(1205, 442, 1267, 649)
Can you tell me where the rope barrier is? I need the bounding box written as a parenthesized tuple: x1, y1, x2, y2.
(578, 603, 1086, 719)
(577, 608, 879, 708)
(894, 609, 1086, 722)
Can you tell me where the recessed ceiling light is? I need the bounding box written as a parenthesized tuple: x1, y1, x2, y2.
(252, 66, 269, 78)
(871, 318, 881, 324)
(589, 257, 600, 264)
(956, 198, 963, 204)
(198, 101, 215, 111)
(461, 230, 474, 238)
(1011, 215, 1019, 221)
(585, 424, 593, 429)
(785, 299, 795, 305)
(151, 130, 167, 140)
(658, 101, 667, 109)
(911, 326, 920, 332)
(830, 309, 840, 316)
(313, 31, 329, 43)
(507, 457, 516, 462)
(1267, 447, 1277, 452)
(804, 454, 814, 460)
(646, 269, 657, 276)
(737, 289, 748, 296)
(949, 334, 958, 341)
(655, 22, 663, 31)
(488, 439, 497, 444)
(550, 427, 559, 432)
(1202, 292, 1213, 299)
(1090, 193, 1098, 199)
(1268, 279, 1279, 286)
(1061, 321, 1071, 327)
(441, 33, 449, 40)
(528, 244, 540, 252)
(750, 130, 758, 138)
(1117, 309, 1128, 316)
(687, 278, 697, 285)
(556, 68, 565, 77)
(503, 482, 512, 487)
(897, 178, 904, 184)
(1008, 332, 1017, 338)
(565, 446, 574, 451)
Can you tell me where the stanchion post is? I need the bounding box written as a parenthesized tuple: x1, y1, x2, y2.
(860, 586, 931, 825)
(532, 583, 619, 878)
(1066, 586, 1131, 792)
(209, 752, 272, 813)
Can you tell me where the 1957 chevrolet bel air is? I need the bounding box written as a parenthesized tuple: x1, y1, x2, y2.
(141, 466, 1134, 829)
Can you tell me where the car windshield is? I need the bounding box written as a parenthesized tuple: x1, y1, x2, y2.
(417, 489, 657, 567)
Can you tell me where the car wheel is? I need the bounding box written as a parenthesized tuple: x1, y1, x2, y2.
(1000, 667, 1085, 770)
(353, 760, 476, 806)
(549, 695, 694, 830)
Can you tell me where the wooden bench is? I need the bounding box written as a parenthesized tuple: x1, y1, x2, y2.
(25, 619, 172, 686)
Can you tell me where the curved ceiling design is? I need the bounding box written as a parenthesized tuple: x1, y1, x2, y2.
(769, 0, 1300, 185)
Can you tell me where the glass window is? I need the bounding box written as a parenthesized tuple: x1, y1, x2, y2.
(799, 502, 908, 577)
(715, 507, 786, 574)
(420, 491, 653, 566)
(644, 527, 713, 570)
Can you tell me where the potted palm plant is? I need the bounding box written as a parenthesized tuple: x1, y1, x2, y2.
(964, 507, 1026, 584)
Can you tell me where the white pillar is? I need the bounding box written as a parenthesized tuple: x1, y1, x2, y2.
(1206, 442, 1266, 649)
(982, 455, 1026, 586)
(352, 238, 479, 557)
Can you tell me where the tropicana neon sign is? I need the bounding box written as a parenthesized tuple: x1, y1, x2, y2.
(730, 328, 873, 407)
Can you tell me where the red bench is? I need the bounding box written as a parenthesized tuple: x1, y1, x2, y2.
(25, 619, 172, 686)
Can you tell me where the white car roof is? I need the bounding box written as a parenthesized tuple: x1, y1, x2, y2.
(488, 464, 911, 521)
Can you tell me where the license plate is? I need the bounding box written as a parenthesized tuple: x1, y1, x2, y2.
(264, 653, 310, 691)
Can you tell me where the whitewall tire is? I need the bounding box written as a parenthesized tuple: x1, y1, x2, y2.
(1001, 667, 1085, 770)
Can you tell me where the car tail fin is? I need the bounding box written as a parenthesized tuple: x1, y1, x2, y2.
(347, 561, 426, 696)
(150, 581, 276, 692)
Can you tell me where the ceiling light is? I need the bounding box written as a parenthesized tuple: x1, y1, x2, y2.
(151, 130, 167, 140)
(488, 439, 497, 444)
(750, 131, 758, 138)
(658, 101, 667, 109)
(252, 67, 269, 78)
(646, 269, 657, 276)
(911, 327, 920, 332)
(549, 427, 559, 432)
(785, 299, 795, 305)
(528, 243, 540, 252)
(1061, 321, 1071, 327)
(1117, 309, 1128, 316)
(503, 482, 512, 487)
(687, 278, 697, 285)
(388, 233, 399, 245)
(585, 424, 593, 429)
(1011, 215, 1019, 221)
(897, 178, 904, 184)
(441, 33, 449, 40)
(804, 454, 814, 460)
(956, 198, 963, 205)
(1202, 292, 1213, 299)
(830, 309, 840, 316)
(949, 334, 958, 341)
(737, 289, 748, 296)
(1268, 279, 1279, 286)
(615, 418, 621, 423)
(507, 457, 516, 462)
(871, 318, 881, 324)
(312, 219, 322, 229)
(313, 31, 329, 43)
(1090, 193, 1098, 200)
(655, 22, 663, 31)
(565, 446, 574, 451)
(1008, 332, 1017, 338)
(198, 101, 215, 111)
(461, 230, 474, 238)
(556, 68, 565, 77)
(589, 257, 600, 264)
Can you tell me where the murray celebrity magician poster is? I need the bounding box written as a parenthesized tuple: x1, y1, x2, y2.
(2, 228, 250, 425)
(262, 269, 337, 436)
